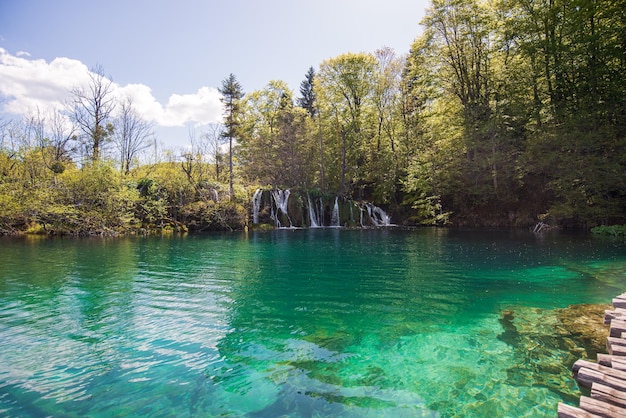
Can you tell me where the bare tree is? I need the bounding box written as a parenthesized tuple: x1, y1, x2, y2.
(27, 108, 76, 173)
(68, 65, 116, 163)
(202, 123, 225, 181)
(114, 97, 154, 174)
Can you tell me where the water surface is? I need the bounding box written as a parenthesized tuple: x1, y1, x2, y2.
(1, 229, 625, 417)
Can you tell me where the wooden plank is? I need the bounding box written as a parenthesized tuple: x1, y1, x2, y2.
(605, 309, 626, 324)
(608, 337, 626, 348)
(608, 344, 626, 357)
(597, 353, 612, 367)
(610, 319, 626, 338)
(613, 298, 626, 309)
(557, 402, 603, 418)
(580, 395, 626, 417)
(607, 337, 626, 356)
(572, 360, 626, 381)
(612, 357, 626, 371)
(595, 354, 626, 371)
(576, 367, 626, 391)
(591, 382, 626, 408)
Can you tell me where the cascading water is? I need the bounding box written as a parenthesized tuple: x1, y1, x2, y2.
(252, 189, 390, 229)
(307, 194, 320, 228)
(371, 204, 391, 226)
(271, 189, 293, 228)
(318, 199, 324, 226)
(330, 197, 340, 227)
(252, 189, 263, 224)
(360, 202, 392, 227)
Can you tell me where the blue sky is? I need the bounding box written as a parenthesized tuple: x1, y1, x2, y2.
(0, 0, 428, 149)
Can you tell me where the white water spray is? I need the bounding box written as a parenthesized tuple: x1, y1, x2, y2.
(330, 197, 340, 227)
(307, 194, 320, 227)
(360, 202, 392, 226)
(271, 189, 292, 228)
(252, 189, 263, 224)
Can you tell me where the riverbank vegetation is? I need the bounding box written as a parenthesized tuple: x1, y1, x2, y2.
(1, 0, 625, 235)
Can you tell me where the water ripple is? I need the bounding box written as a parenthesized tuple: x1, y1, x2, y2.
(0, 231, 625, 416)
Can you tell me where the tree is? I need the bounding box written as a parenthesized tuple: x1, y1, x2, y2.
(202, 123, 225, 182)
(24, 108, 76, 174)
(218, 73, 244, 199)
(68, 65, 116, 163)
(114, 97, 154, 175)
(371, 47, 406, 202)
(297, 66, 317, 118)
(316, 52, 378, 196)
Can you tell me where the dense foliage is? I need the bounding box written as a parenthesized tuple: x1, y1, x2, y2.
(1, 0, 624, 235)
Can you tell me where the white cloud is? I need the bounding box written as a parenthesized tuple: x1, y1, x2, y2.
(0, 48, 223, 128)
(160, 87, 224, 127)
(0, 48, 91, 113)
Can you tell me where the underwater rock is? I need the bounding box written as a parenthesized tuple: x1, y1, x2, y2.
(497, 303, 611, 401)
(555, 303, 611, 358)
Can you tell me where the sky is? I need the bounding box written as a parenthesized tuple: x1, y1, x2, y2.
(0, 0, 429, 150)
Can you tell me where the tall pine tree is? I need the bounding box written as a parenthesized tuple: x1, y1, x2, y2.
(297, 67, 317, 118)
(218, 73, 244, 199)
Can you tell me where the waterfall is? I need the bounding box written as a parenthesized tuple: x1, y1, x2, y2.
(318, 199, 324, 226)
(252, 188, 262, 224)
(359, 205, 365, 227)
(271, 189, 292, 228)
(307, 194, 320, 228)
(374, 205, 391, 226)
(367, 203, 391, 226)
(330, 197, 340, 227)
(359, 202, 392, 227)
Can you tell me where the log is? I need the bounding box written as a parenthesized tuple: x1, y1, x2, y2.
(612, 357, 626, 371)
(596, 354, 626, 371)
(557, 402, 603, 418)
(612, 298, 626, 309)
(573, 360, 626, 382)
(608, 344, 626, 357)
(591, 382, 626, 408)
(597, 353, 612, 367)
(607, 337, 626, 348)
(576, 366, 626, 391)
(609, 319, 626, 338)
(607, 337, 626, 356)
(580, 395, 626, 417)
(604, 309, 626, 324)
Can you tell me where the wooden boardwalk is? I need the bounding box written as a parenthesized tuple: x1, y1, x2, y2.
(558, 293, 626, 417)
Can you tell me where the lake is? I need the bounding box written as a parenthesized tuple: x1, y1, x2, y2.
(1, 228, 625, 417)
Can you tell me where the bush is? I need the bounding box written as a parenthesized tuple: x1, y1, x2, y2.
(591, 225, 626, 237)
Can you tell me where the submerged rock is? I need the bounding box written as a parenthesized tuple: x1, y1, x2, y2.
(497, 303, 610, 401)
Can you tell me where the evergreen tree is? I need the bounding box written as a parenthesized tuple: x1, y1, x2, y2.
(297, 67, 317, 118)
(218, 73, 244, 199)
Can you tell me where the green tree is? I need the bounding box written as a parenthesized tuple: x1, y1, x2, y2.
(506, 0, 626, 225)
(239, 81, 315, 188)
(218, 73, 244, 200)
(297, 66, 317, 118)
(316, 52, 378, 196)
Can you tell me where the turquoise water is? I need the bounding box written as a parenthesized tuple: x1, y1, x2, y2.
(1, 228, 625, 417)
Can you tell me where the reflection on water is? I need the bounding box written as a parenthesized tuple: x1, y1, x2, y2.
(0, 229, 625, 416)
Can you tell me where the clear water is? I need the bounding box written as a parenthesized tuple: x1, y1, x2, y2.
(1, 228, 625, 417)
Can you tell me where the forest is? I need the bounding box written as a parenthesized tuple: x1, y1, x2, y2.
(1, 0, 625, 235)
